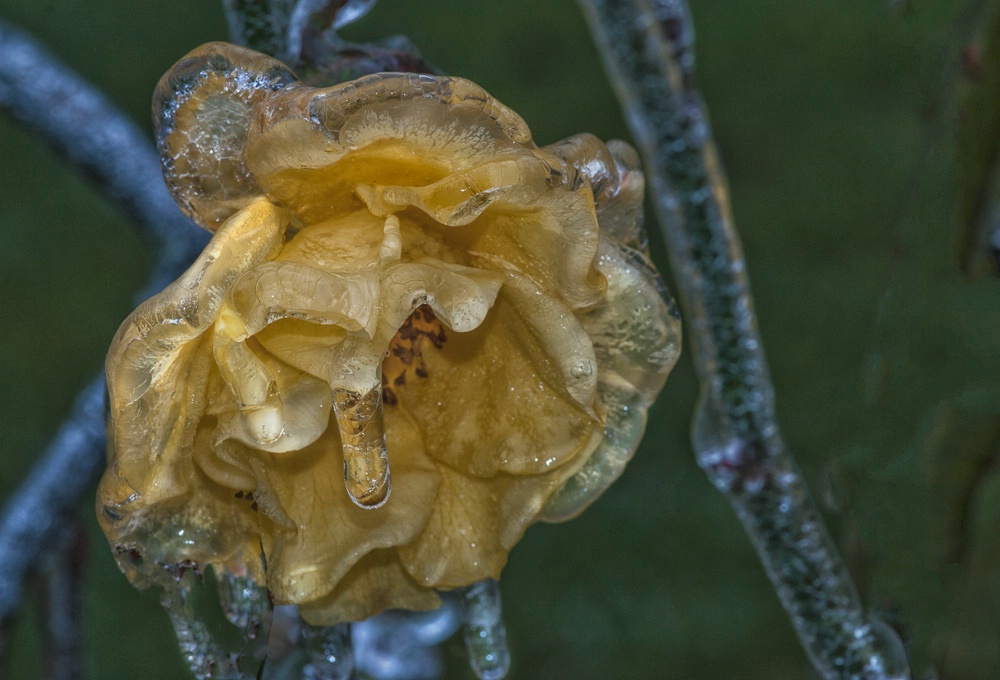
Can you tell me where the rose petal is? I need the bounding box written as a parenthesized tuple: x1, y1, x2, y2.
(394, 272, 601, 477)
(248, 407, 440, 607)
(355, 154, 605, 308)
(299, 549, 442, 626)
(397, 442, 593, 589)
(245, 73, 532, 182)
(153, 43, 298, 229)
(106, 200, 288, 490)
(541, 236, 682, 521)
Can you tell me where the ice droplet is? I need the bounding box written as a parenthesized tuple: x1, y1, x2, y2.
(332, 385, 391, 508)
(161, 572, 243, 680)
(460, 579, 510, 680)
(217, 572, 271, 642)
(569, 357, 594, 378)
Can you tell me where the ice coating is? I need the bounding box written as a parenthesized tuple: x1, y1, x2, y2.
(460, 580, 510, 680)
(98, 41, 681, 625)
(333, 385, 392, 509)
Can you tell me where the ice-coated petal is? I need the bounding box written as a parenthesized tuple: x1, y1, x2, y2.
(105, 199, 288, 493)
(393, 272, 601, 477)
(244, 72, 532, 181)
(153, 42, 298, 229)
(248, 407, 440, 609)
(377, 260, 504, 334)
(397, 445, 592, 589)
(541, 236, 682, 521)
(598, 140, 649, 252)
(356, 154, 605, 308)
(99, 421, 265, 590)
(543, 133, 620, 208)
(299, 549, 442, 626)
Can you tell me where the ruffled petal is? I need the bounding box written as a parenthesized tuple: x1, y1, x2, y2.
(393, 271, 601, 477)
(246, 407, 440, 607)
(105, 200, 288, 494)
(244, 73, 532, 182)
(153, 43, 298, 229)
(397, 444, 593, 589)
(356, 154, 604, 308)
(299, 549, 441, 626)
(541, 236, 682, 521)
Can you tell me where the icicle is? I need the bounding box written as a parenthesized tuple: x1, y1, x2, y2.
(217, 571, 271, 645)
(160, 573, 242, 680)
(301, 622, 354, 680)
(460, 579, 510, 680)
(332, 385, 391, 508)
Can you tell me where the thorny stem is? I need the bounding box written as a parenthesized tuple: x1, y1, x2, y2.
(0, 20, 206, 625)
(576, 1, 911, 677)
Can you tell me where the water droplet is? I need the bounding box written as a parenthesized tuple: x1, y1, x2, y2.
(333, 385, 391, 509)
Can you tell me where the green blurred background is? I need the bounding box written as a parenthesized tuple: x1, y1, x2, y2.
(2, 0, 998, 677)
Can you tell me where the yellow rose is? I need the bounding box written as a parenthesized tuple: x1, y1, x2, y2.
(98, 42, 681, 625)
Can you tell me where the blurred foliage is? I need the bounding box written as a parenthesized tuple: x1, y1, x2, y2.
(956, 1, 1000, 275)
(1, 0, 999, 678)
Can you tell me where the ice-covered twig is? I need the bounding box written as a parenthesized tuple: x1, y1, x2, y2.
(222, 0, 376, 67)
(0, 20, 205, 264)
(0, 379, 105, 625)
(40, 522, 86, 680)
(576, 1, 911, 677)
(460, 580, 510, 680)
(0, 20, 206, 624)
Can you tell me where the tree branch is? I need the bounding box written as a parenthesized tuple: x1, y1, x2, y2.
(576, 1, 911, 677)
(0, 19, 206, 624)
(0, 19, 206, 263)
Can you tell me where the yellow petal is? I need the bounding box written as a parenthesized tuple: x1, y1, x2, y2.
(247, 408, 440, 607)
(393, 272, 601, 477)
(299, 549, 441, 626)
(245, 73, 532, 183)
(356, 154, 605, 308)
(99, 419, 264, 590)
(541, 236, 682, 521)
(153, 43, 298, 229)
(397, 443, 595, 589)
(105, 200, 288, 494)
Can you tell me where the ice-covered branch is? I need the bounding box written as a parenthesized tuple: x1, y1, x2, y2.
(0, 20, 205, 264)
(0, 379, 105, 625)
(40, 522, 86, 680)
(576, 0, 911, 677)
(0, 20, 206, 624)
